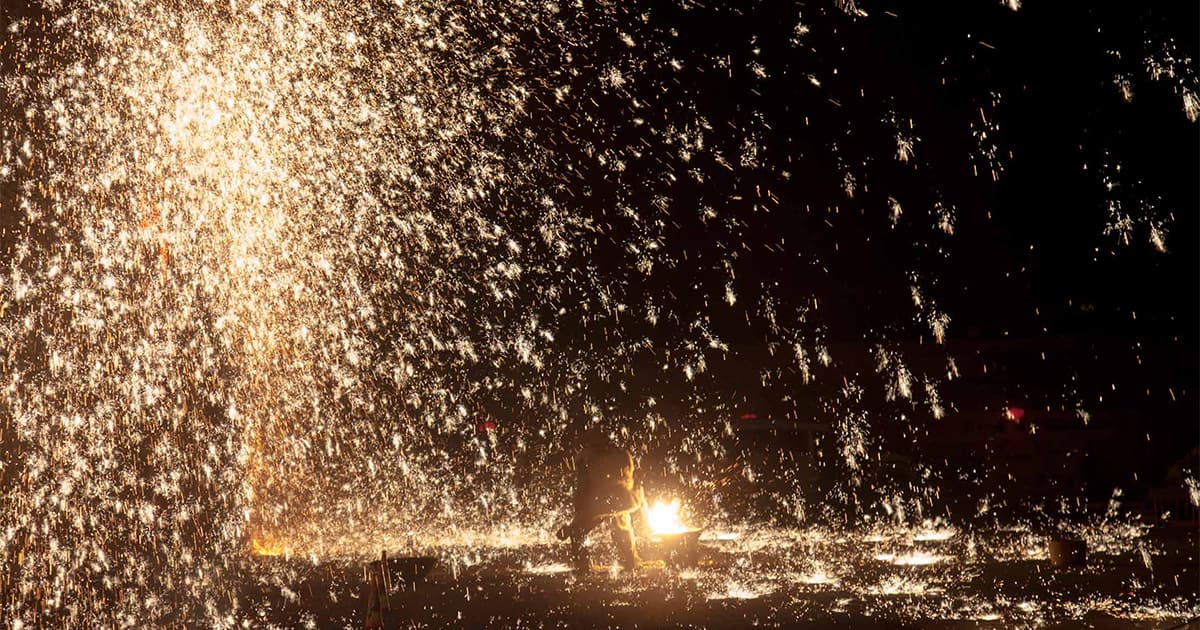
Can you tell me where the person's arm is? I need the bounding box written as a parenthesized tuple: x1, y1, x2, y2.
(613, 482, 646, 517)
(634, 482, 650, 523)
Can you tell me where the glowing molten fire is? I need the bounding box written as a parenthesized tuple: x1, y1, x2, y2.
(250, 536, 288, 557)
(646, 499, 690, 535)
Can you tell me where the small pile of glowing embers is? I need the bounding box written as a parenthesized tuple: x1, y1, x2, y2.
(645, 499, 705, 568)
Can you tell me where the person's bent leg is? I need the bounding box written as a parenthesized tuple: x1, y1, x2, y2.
(571, 514, 607, 572)
(558, 479, 592, 541)
(611, 512, 640, 569)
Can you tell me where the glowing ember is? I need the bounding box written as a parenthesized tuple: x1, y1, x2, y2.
(524, 562, 573, 575)
(796, 569, 836, 586)
(250, 537, 288, 557)
(874, 551, 951, 566)
(646, 499, 691, 535)
(708, 581, 772, 601)
(868, 576, 943, 596)
(913, 527, 957, 542)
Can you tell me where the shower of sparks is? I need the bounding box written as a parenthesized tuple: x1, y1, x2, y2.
(1, 1, 614, 622)
(0, 0, 1195, 626)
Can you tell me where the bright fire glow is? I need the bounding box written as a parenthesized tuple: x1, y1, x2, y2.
(646, 499, 690, 535)
(250, 536, 288, 557)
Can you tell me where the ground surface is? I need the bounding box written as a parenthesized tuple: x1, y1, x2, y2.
(241, 524, 1198, 629)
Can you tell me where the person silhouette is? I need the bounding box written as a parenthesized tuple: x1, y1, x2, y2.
(556, 437, 649, 572)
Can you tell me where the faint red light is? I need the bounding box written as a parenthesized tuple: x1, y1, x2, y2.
(477, 421, 497, 433)
(1005, 407, 1025, 422)
(739, 413, 758, 421)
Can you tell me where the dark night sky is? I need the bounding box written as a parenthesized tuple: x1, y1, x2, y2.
(498, 0, 1200, 488)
